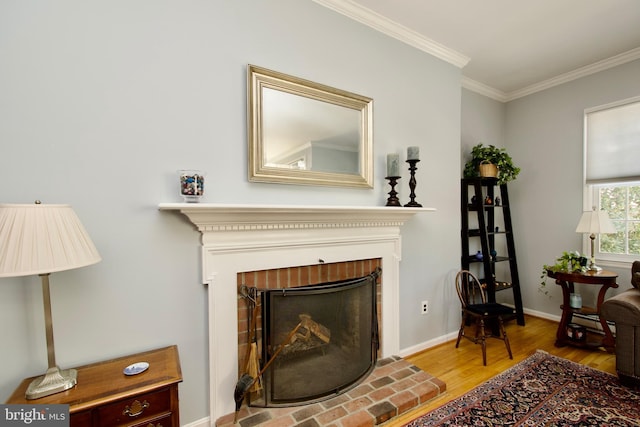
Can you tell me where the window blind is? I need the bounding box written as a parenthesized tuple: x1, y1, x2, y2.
(585, 98, 640, 184)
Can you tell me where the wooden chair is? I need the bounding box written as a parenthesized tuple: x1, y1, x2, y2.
(455, 270, 514, 365)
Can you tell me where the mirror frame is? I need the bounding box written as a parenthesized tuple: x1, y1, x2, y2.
(248, 65, 373, 188)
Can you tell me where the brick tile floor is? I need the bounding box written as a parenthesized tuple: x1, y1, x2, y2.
(216, 356, 446, 427)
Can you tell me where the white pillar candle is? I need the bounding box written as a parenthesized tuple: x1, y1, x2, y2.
(407, 146, 420, 161)
(387, 154, 400, 177)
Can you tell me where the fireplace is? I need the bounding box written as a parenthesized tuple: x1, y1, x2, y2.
(158, 203, 430, 423)
(257, 268, 380, 406)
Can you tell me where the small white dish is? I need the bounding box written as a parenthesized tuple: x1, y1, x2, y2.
(123, 362, 149, 376)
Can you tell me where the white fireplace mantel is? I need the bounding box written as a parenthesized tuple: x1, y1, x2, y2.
(158, 203, 431, 230)
(158, 203, 434, 423)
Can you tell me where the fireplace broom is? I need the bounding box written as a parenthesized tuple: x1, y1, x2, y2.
(244, 300, 262, 394)
(233, 321, 303, 423)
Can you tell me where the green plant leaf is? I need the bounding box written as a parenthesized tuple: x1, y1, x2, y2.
(539, 251, 588, 296)
(463, 143, 521, 184)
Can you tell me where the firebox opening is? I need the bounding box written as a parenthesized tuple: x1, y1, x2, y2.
(257, 268, 380, 407)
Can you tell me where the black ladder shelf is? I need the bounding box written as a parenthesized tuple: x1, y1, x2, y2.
(461, 177, 525, 326)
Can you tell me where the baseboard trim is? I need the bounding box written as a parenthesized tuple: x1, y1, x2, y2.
(522, 307, 560, 322)
(398, 331, 460, 358)
(398, 310, 561, 359)
(182, 416, 210, 427)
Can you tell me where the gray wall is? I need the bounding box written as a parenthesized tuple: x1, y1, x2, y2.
(461, 89, 506, 167)
(0, 1, 462, 423)
(460, 89, 511, 297)
(505, 59, 640, 314)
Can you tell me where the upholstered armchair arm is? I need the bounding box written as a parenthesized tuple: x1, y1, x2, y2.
(601, 287, 640, 387)
(602, 289, 640, 325)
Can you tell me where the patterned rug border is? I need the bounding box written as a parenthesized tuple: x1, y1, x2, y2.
(405, 349, 640, 426)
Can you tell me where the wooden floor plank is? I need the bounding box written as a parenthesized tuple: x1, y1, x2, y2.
(388, 315, 617, 426)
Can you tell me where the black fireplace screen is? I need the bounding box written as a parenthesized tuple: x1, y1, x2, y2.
(259, 268, 380, 406)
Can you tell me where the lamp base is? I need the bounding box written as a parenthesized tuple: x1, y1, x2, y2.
(25, 366, 77, 399)
(588, 254, 603, 272)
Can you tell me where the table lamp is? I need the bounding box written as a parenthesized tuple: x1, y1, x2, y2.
(0, 202, 101, 399)
(575, 208, 616, 272)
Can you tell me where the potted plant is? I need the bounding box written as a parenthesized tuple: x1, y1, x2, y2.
(463, 143, 521, 185)
(539, 251, 588, 295)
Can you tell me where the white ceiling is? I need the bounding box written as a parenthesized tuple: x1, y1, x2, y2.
(314, 0, 640, 101)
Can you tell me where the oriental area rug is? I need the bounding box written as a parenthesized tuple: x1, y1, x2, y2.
(405, 350, 640, 426)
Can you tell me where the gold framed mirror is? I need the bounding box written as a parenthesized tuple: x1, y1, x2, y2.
(248, 65, 373, 188)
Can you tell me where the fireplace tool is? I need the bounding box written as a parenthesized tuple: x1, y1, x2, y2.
(233, 319, 304, 423)
(240, 286, 262, 395)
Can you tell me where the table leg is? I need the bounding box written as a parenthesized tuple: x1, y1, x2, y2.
(596, 284, 616, 352)
(555, 279, 572, 347)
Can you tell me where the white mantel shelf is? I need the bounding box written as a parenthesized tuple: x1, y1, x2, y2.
(158, 203, 435, 231)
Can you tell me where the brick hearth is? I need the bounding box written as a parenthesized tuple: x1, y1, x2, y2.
(216, 356, 445, 426)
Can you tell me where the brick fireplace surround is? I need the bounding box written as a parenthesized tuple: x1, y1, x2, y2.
(158, 204, 437, 426)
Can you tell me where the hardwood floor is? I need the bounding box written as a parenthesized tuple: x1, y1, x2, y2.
(389, 315, 617, 425)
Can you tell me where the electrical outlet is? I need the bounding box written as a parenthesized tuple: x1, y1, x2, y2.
(421, 300, 429, 314)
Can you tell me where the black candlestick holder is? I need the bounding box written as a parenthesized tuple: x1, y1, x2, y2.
(404, 159, 422, 207)
(385, 176, 401, 206)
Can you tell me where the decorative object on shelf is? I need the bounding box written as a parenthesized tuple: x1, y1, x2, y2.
(471, 195, 477, 204)
(539, 251, 588, 295)
(484, 195, 492, 205)
(495, 197, 501, 206)
(475, 250, 483, 261)
(478, 160, 498, 178)
(385, 176, 401, 207)
(123, 362, 150, 376)
(463, 143, 521, 185)
(569, 293, 583, 309)
(490, 249, 498, 260)
(386, 153, 400, 177)
(404, 147, 422, 208)
(495, 226, 499, 232)
(566, 323, 586, 342)
(407, 146, 420, 161)
(0, 202, 101, 399)
(384, 149, 402, 207)
(575, 208, 616, 271)
(179, 170, 205, 202)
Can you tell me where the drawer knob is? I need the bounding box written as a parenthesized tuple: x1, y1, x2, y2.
(123, 399, 149, 417)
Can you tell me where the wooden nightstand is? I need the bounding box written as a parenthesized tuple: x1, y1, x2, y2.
(6, 345, 182, 427)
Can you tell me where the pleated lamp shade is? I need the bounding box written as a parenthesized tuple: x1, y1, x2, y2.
(0, 203, 101, 277)
(575, 209, 616, 235)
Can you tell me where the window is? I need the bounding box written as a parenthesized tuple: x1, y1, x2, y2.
(585, 97, 640, 266)
(594, 184, 640, 263)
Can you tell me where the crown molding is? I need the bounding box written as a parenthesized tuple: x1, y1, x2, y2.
(461, 77, 508, 102)
(505, 47, 640, 102)
(313, 1, 640, 103)
(312, 0, 470, 69)
(464, 47, 640, 103)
